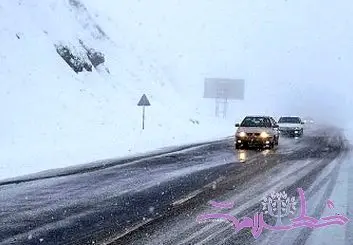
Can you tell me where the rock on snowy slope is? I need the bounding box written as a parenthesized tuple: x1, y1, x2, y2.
(0, 0, 232, 180)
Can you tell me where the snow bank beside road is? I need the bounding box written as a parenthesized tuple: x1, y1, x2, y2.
(0, 0, 236, 180)
(304, 154, 351, 245)
(0, 121, 233, 181)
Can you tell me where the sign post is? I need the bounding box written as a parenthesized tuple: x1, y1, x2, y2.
(137, 94, 151, 130)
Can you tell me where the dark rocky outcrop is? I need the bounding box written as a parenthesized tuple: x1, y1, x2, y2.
(55, 44, 92, 73)
(190, 119, 200, 125)
(55, 40, 107, 73)
(87, 50, 105, 68)
(79, 39, 105, 68)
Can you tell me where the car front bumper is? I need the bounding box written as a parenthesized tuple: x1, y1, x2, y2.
(279, 128, 302, 136)
(235, 136, 272, 147)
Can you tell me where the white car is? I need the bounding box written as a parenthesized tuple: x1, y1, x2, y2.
(278, 116, 304, 137)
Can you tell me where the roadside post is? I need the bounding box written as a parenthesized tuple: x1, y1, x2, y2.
(137, 94, 151, 130)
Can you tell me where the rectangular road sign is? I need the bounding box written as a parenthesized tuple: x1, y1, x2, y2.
(203, 78, 245, 100)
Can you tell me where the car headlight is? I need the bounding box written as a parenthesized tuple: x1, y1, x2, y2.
(260, 132, 270, 138)
(238, 132, 246, 137)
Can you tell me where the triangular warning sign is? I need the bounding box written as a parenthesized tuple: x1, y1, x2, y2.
(137, 94, 151, 106)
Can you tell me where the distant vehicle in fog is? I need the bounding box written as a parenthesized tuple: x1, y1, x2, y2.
(235, 116, 280, 149)
(278, 116, 304, 137)
(302, 117, 315, 124)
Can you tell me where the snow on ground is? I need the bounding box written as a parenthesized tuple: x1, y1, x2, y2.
(0, 0, 241, 180)
(304, 153, 351, 245)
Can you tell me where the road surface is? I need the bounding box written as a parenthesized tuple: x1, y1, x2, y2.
(0, 126, 351, 245)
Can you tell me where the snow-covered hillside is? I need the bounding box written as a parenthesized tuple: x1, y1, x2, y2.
(3, 0, 352, 180)
(0, 0, 237, 180)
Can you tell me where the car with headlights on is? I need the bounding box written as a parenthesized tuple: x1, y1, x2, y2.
(235, 116, 279, 149)
(277, 116, 304, 137)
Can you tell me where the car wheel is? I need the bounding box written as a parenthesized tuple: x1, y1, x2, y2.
(269, 141, 275, 149)
(235, 144, 241, 150)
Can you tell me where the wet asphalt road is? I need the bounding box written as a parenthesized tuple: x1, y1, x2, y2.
(0, 126, 350, 245)
(112, 128, 351, 245)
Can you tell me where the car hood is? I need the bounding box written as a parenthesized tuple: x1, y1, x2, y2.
(236, 127, 272, 133)
(278, 123, 303, 128)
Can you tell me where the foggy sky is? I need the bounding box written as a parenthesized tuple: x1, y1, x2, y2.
(90, 0, 353, 125)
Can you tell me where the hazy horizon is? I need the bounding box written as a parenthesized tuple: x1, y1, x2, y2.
(87, 0, 353, 125)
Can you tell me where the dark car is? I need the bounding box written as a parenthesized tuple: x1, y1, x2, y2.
(235, 116, 280, 149)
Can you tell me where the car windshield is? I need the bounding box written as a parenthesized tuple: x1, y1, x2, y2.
(240, 117, 271, 127)
(278, 117, 301, 124)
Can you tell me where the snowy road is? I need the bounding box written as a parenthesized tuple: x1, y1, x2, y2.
(109, 127, 351, 245)
(0, 127, 350, 245)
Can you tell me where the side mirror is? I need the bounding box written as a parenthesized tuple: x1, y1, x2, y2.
(235, 123, 240, 127)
